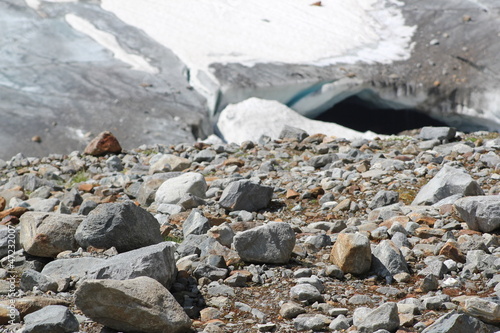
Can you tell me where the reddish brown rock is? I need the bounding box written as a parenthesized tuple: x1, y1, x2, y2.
(0, 206, 28, 220)
(223, 158, 245, 167)
(439, 242, 466, 263)
(0, 296, 70, 320)
(286, 189, 300, 199)
(84, 131, 122, 156)
(0, 197, 5, 211)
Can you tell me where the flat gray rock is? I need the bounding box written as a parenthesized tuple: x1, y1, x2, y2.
(75, 201, 163, 253)
(88, 242, 177, 288)
(75, 277, 191, 333)
(218, 180, 273, 212)
(353, 303, 399, 333)
(23, 305, 79, 333)
(233, 222, 295, 264)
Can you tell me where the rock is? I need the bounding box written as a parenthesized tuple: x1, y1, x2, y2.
(280, 302, 306, 319)
(41, 257, 105, 281)
(61, 187, 83, 208)
(0, 296, 70, 321)
(330, 232, 371, 275)
(233, 222, 295, 264)
(193, 263, 228, 281)
(136, 173, 182, 206)
(418, 260, 447, 279)
(454, 195, 500, 232)
(208, 223, 235, 248)
(419, 127, 456, 142)
(19, 212, 84, 257)
(149, 154, 191, 173)
(75, 277, 191, 333)
(87, 242, 177, 288)
(412, 165, 483, 205)
(279, 125, 309, 142)
(75, 201, 163, 253)
(353, 303, 399, 333)
(20, 269, 58, 292)
(297, 275, 325, 293)
(293, 314, 330, 331)
(369, 190, 399, 209)
(308, 154, 338, 168)
(155, 172, 207, 205)
(420, 274, 439, 292)
(183, 209, 210, 238)
(218, 180, 273, 212)
(422, 295, 450, 310)
(329, 314, 350, 331)
(421, 311, 497, 333)
(23, 305, 79, 333)
(206, 281, 235, 297)
(77, 200, 98, 216)
(462, 297, 500, 325)
(371, 240, 409, 278)
(289, 284, 323, 304)
(84, 131, 122, 156)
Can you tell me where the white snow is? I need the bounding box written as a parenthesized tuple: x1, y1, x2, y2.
(101, 0, 415, 72)
(100, 0, 416, 114)
(65, 14, 158, 74)
(217, 98, 380, 144)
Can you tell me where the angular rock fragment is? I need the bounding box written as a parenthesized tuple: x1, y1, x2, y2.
(454, 195, 500, 232)
(330, 232, 371, 275)
(20, 212, 84, 257)
(75, 277, 191, 333)
(419, 126, 456, 142)
(84, 131, 122, 156)
(75, 201, 163, 253)
(353, 302, 399, 333)
(233, 222, 295, 264)
(371, 240, 409, 278)
(412, 165, 483, 206)
(218, 180, 273, 212)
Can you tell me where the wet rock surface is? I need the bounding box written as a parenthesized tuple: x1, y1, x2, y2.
(0, 127, 499, 332)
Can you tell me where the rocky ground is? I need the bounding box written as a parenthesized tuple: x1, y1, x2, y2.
(0, 126, 499, 333)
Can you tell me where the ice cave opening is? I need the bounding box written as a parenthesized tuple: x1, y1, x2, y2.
(315, 95, 447, 135)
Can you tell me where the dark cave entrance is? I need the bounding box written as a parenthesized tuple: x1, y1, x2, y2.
(315, 95, 447, 135)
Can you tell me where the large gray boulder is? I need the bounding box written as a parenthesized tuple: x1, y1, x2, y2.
(419, 126, 456, 142)
(20, 212, 84, 257)
(412, 165, 483, 206)
(233, 222, 295, 264)
(155, 172, 207, 205)
(454, 195, 500, 233)
(87, 242, 177, 288)
(353, 303, 400, 333)
(75, 277, 191, 333)
(218, 180, 273, 212)
(75, 201, 163, 253)
(23, 305, 79, 333)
